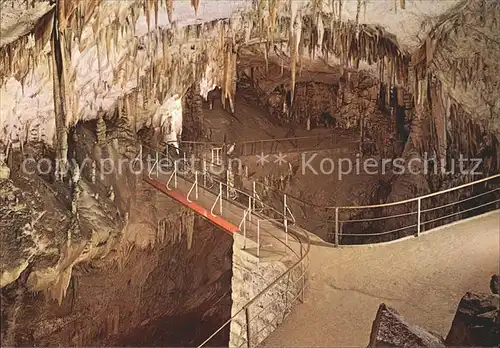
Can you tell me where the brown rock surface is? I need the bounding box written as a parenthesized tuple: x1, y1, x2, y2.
(368, 303, 445, 347)
(445, 292, 499, 347)
(490, 274, 499, 295)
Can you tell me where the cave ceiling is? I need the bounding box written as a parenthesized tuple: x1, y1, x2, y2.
(0, 0, 498, 150)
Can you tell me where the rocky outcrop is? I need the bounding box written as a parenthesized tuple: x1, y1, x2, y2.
(0, 119, 233, 346)
(1, 204, 233, 347)
(490, 274, 499, 295)
(445, 292, 499, 347)
(368, 303, 445, 347)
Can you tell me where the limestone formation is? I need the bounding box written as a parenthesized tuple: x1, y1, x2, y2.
(96, 113, 107, 146)
(1, 0, 500, 346)
(368, 303, 445, 347)
(0, 153, 10, 180)
(445, 292, 500, 347)
(490, 274, 500, 295)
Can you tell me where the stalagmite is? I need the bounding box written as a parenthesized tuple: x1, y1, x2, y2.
(96, 113, 106, 146)
(108, 186, 115, 201)
(71, 163, 81, 215)
(0, 153, 10, 180)
(91, 161, 96, 183)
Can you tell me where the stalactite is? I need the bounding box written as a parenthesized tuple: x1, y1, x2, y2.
(191, 0, 200, 15)
(105, 26, 111, 62)
(338, 0, 343, 22)
(264, 42, 269, 73)
(145, 0, 151, 31)
(317, 15, 324, 54)
(167, 0, 174, 23)
(355, 0, 361, 28)
(290, 42, 297, 106)
(269, 0, 277, 44)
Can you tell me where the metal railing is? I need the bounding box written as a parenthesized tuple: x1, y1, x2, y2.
(252, 173, 500, 246)
(172, 137, 498, 247)
(138, 143, 310, 347)
(140, 140, 498, 347)
(198, 223, 309, 348)
(180, 132, 362, 157)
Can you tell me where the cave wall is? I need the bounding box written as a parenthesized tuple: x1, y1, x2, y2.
(248, 64, 403, 157)
(0, 117, 234, 346)
(1, 210, 233, 346)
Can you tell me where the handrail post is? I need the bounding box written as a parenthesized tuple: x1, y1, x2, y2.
(195, 171, 198, 199)
(257, 220, 260, 258)
(174, 160, 178, 188)
(248, 195, 252, 222)
(243, 210, 247, 250)
(417, 197, 421, 237)
(335, 207, 339, 247)
(148, 150, 159, 178)
(300, 246, 304, 303)
(155, 151, 159, 177)
(203, 158, 207, 187)
(219, 182, 223, 215)
(245, 307, 251, 348)
(252, 181, 257, 211)
(284, 194, 288, 246)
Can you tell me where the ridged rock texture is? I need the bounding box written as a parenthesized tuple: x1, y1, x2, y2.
(445, 291, 500, 347)
(368, 303, 445, 347)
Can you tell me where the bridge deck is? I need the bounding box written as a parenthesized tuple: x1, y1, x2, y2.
(143, 172, 294, 262)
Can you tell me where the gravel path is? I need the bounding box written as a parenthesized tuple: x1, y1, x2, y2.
(263, 211, 500, 347)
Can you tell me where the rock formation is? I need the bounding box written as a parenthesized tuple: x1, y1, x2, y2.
(445, 291, 500, 347)
(490, 274, 499, 295)
(1, 0, 500, 345)
(368, 276, 500, 348)
(368, 303, 445, 347)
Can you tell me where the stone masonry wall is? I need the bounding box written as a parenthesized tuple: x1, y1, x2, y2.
(229, 233, 304, 347)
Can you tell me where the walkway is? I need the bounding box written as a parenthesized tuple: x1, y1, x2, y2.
(139, 141, 499, 348)
(262, 210, 500, 346)
(140, 144, 303, 262)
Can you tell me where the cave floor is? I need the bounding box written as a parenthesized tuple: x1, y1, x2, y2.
(262, 210, 500, 346)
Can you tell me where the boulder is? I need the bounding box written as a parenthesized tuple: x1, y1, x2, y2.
(368, 303, 445, 347)
(490, 274, 499, 294)
(0, 153, 10, 180)
(445, 292, 499, 347)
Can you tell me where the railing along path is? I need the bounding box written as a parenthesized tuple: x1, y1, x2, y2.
(141, 135, 499, 346)
(137, 143, 310, 348)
